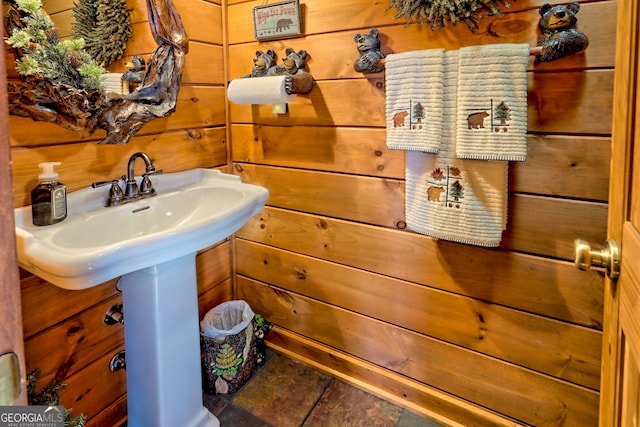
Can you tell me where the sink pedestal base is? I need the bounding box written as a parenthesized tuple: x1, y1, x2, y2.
(120, 254, 219, 427)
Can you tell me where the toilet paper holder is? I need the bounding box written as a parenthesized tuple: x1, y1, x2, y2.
(228, 48, 314, 114)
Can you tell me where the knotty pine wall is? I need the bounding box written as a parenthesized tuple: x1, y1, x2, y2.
(228, 0, 612, 425)
(6, 0, 228, 424)
(5, 0, 613, 425)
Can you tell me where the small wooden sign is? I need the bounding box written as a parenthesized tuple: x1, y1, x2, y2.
(253, 0, 302, 40)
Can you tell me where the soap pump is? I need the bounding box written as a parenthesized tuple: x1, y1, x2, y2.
(31, 162, 67, 226)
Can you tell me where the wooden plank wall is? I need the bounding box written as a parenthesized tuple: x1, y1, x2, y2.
(6, 0, 228, 424)
(228, 0, 613, 425)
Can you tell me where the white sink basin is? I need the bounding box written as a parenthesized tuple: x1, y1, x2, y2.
(14, 168, 269, 290)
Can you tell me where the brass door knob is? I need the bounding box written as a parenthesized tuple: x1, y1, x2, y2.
(574, 238, 620, 280)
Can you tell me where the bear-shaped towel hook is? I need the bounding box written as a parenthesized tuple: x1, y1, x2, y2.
(354, 28, 386, 74)
(533, 2, 589, 62)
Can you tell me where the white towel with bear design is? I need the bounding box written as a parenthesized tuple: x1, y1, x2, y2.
(406, 50, 508, 247)
(385, 49, 444, 152)
(455, 44, 529, 161)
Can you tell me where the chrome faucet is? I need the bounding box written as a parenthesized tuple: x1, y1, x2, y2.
(91, 152, 162, 206)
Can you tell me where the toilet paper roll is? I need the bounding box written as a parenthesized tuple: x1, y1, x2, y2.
(227, 75, 296, 104)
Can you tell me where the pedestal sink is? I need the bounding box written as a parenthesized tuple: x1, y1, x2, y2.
(14, 168, 269, 427)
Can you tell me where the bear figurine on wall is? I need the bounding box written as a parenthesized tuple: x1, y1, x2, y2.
(265, 48, 313, 94)
(535, 2, 588, 62)
(236, 47, 314, 95)
(122, 56, 147, 85)
(266, 48, 308, 76)
(353, 28, 386, 74)
(244, 49, 276, 78)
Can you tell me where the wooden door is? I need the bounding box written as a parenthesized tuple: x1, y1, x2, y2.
(0, 5, 27, 405)
(600, 0, 640, 425)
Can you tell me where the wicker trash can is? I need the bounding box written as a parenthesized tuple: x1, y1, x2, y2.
(200, 300, 256, 395)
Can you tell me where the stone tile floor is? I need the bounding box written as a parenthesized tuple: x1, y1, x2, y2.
(204, 351, 445, 427)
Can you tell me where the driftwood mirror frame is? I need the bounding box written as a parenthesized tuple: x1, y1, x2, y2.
(3, 0, 188, 145)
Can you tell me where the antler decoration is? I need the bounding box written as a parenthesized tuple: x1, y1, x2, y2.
(4, 0, 189, 145)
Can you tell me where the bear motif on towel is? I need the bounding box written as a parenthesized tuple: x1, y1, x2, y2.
(393, 111, 409, 127)
(426, 166, 465, 208)
(465, 100, 513, 132)
(427, 186, 445, 202)
(392, 102, 427, 128)
(467, 111, 489, 129)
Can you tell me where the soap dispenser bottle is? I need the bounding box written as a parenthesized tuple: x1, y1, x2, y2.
(31, 162, 67, 226)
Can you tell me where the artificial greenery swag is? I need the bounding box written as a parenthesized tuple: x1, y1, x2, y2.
(387, 0, 512, 31)
(72, 0, 132, 67)
(3, 0, 189, 145)
(4, 0, 106, 91)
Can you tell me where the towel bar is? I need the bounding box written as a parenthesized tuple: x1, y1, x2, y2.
(355, 44, 581, 74)
(354, 8, 589, 74)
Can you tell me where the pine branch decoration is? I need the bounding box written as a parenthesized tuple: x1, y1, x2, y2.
(4, 0, 188, 145)
(72, 0, 132, 67)
(387, 0, 512, 31)
(4, 0, 106, 91)
(71, 0, 96, 46)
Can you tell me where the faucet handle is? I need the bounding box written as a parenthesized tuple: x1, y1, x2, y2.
(140, 172, 161, 197)
(92, 179, 125, 207)
(91, 179, 117, 188)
